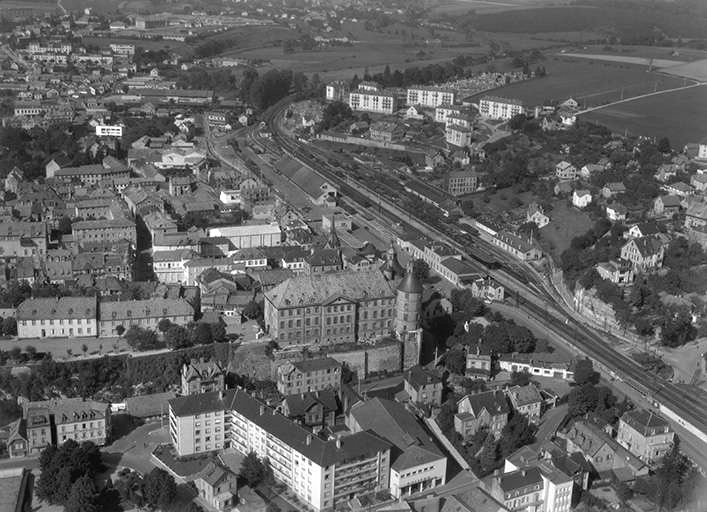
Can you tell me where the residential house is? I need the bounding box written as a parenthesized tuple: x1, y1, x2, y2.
(446, 170, 479, 196)
(685, 201, 707, 230)
(606, 203, 627, 222)
(503, 454, 574, 512)
(7, 398, 110, 458)
(601, 182, 626, 199)
(624, 222, 661, 239)
(193, 463, 238, 512)
(348, 397, 447, 498)
(617, 409, 674, 465)
(470, 275, 505, 303)
(506, 385, 543, 423)
(403, 365, 443, 407)
(572, 189, 592, 209)
(181, 358, 226, 396)
(526, 203, 549, 228)
(276, 358, 342, 396)
(152, 249, 194, 284)
(664, 182, 694, 198)
(654, 164, 679, 182)
(580, 164, 604, 179)
(279, 389, 338, 429)
(466, 346, 493, 379)
(561, 419, 648, 479)
(620, 236, 665, 271)
(555, 161, 577, 181)
(690, 172, 707, 192)
(595, 261, 634, 285)
(455, 390, 509, 440)
(488, 467, 543, 512)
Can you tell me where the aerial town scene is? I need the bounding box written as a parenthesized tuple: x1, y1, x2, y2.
(0, 0, 705, 511)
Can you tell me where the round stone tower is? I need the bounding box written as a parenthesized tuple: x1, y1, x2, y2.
(395, 264, 423, 335)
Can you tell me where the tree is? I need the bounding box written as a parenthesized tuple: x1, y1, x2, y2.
(164, 324, 191, 349)
(2, 316, 16, 335)
(478, 433, 499, 474)
(657, 137, 671, 154)
(157, 318, 172, 333)
(317, 101, 353, 132)
(143, 468, 176, 510)
(240, 451, 267, 487)
(124, 326, 159, 351)
(191, 322, 214, 345)
(573, 358, 598, 386)
(411, 259, 430, 282)
(115, 325, 125, 336)
(210, 321, 227, 343)
(509, 113, 527, 130)
(445, 349, 466, 375)
(243, 300, 262, 320)
(65, 475, 98, 512)
(567, 383, 599, 417)
(510, 371, 531, 387)
(499, 412, 536, 456)
(37, 441, 103, 505)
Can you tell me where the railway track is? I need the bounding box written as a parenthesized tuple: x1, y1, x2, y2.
(256, 107, 707, 438)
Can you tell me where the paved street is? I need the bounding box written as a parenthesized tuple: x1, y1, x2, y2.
(533, 404, 568, 446)
(103, 420, 170, 476)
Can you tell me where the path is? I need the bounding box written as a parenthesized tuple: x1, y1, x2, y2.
(424, 417, 472, 473)
(577, 82, 705, 114)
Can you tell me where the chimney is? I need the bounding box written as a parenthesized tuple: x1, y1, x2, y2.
(336, 436, 341, 449)
(306, 434, 312, 446)
(259, 405, 265, 416)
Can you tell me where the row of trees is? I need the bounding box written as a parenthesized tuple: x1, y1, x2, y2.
(122, 319, 226, 352)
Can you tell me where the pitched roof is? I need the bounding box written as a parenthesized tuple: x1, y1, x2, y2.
(620, 409, 670, 436)
(628, 236, 664, 258)
(99, 298, 194, 321)
(282, 389, 338, 417)
(458, 390, 509, 418)
(507, 385, 543, 407)
(265, 270, 394, 309)
(17, 296, 96, 320)
(169, 389, 391, 467)
(25, 398, 108, 425)
(404, 365, 442, 391)
(499, 467, 543, 493)
(291, 357, 341, 374)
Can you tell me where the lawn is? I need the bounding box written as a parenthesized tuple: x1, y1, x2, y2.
(467, 57, 687, 107)
(538, 200, 593, 261)
(581, 84, 707, 147)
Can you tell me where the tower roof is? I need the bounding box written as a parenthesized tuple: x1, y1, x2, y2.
(324, 215, 340, 250)
(397, 267, 422, 294)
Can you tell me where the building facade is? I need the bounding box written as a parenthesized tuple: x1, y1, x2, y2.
(168, 389, 392, 512)
(479, 96, 525, 120)
(406, 87, 456, 108)
(276, 358, 342, 396)
(181, 358, 226, 396)
(17, 296, 97, 338)
(617, 410, 674, 465)
(98, 298, 194, 337)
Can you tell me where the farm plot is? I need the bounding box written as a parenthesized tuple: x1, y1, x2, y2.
(581, 84, 707, 148)
(466, 58, 687, 107)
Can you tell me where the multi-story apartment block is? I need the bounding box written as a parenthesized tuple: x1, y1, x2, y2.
(72, 251, 133, 281)
(168, 389, 392, 512)
(348, 89, 397, 114)
(446, 170, 479, 196)
(617, 409, 674, 465)
(110, 43, 135, 55)
(348, 398, 447, 498)
(325, 80, 349, 102)
(17, 297, 97, 338)
(434, 105, 464, 124)
(153, 249, 194, 283)
(445, 124, 473, 147)
(406, 87, 456, 108)
(264, 270, 421, 347)
(98, 298, 194, 337)
(479, 96, 525, 120)
(72, 218, 137, 246)
(7, 398, 110, 458)
(455, 390, 509, 440)
(276, 358, 342, 396)
(181, 358, 226, 396)
(47, 162, 130, 184)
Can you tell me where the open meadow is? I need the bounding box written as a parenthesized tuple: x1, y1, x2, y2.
(581, 84, 707, 147)
(466, 57, 687, 106)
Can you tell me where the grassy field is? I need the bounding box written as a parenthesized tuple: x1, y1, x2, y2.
(539, 200, 593, 261)
(82, 36, 194, 57)
(581, 84, 707, 147)
(467, 57, 687, 106)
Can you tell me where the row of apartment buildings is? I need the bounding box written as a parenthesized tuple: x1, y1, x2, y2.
(15, 296, 194, 338)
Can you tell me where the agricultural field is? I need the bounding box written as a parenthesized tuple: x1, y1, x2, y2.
(428, 0, 558, 15)
(467, 57, 687, 107)
(581, 84, 707, 148)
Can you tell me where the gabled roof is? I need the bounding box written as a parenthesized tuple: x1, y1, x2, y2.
(457, 390, 509, 418)
(282, 389, 338, 417)
(620, 409, 671, 436)
(507, 385, 543, 407)
(404, 365, 442, 391)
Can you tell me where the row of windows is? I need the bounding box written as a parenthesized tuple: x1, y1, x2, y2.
(23, 318, 92, 326)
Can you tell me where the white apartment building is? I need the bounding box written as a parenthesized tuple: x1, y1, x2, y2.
(16, 297, 97, 339)
(504, 458, 574, 512)
(28, 42, 72, 55)
(110, 43, 135, 55)
(348, 91, 397, 114)
(168, 389, 392, 512)
(406, 87, 456, 108)
(479, 96, 525, 120)
(152, 249, 194, 283)
(95, 125, 123, 137)
(445, 125, 473, 147)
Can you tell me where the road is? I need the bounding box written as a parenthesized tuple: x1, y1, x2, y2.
(577, 82, 705, 114)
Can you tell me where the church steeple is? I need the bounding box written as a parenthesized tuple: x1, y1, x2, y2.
(324, 215, 340, 250)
